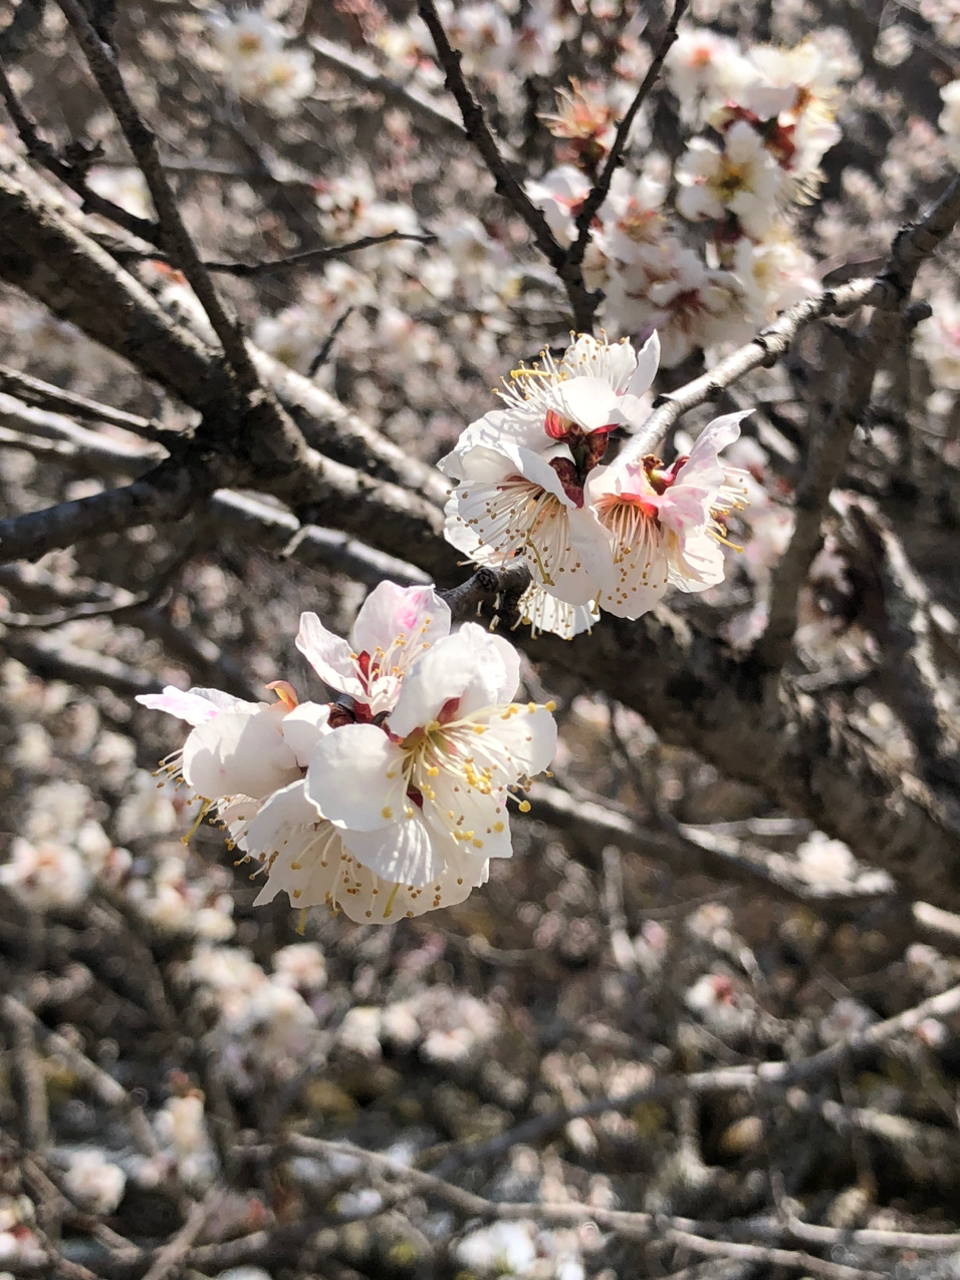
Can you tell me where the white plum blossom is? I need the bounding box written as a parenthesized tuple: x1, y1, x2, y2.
(729, 228, 819, 323)
(296, 580, 451, 717)
(585, 412, 750, 619)
(63, 1150, 126, 1215)
(208, 10, 314, 116)
(525, 165, 591, 246)
(441, 333, 660, 607)
(301, 624, 556, 902)
(0, 836, 90, 911)
(742, 41, 839, 123)
(676, 121, 784, 240)
(665, 26, 756, 124)
(137, 584, 557, 923)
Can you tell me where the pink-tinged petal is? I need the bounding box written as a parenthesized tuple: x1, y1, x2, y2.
(305, 723, 406, 831)
(281, 702, 332, 767)
(352, 582, 451, 657)
(181, 708, 300, 800)
(296, 612, 363, 699)
(340, 813, 445, 889)
(625, 330, 660, 398)
(136, 686, 250, 725)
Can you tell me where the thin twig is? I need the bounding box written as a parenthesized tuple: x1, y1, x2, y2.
(415, 0, 565, 278)
(756, 174, 960, 669)
(0, 365, 177, 441)
(0, 54, 159, 243)
(662, 1227, 884, 1280)
(141, 1191, 224, 1280)
(431, 981, 960, 1176)
(309, 33, 466, 138)
(308, 306, 354, 377)
(566, 1, 688, 292)
(0, 997, 158, 1155)
(56, 0, 263, 397)
(203, 231, 436, 277)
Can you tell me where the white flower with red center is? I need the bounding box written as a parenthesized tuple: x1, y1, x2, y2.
(524, 165, 591, 246)
(665, 27, 755, 125)
(441, 333, 659, 607)
(296, 580, 451, 718)
(300, 624, 557, 903)
(676, 120, 784, 240)
(584, 412, 750, 618)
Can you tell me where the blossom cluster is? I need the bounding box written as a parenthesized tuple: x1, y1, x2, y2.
(137, 584, 557, 922)
(527, 31, 844, 364)
(208, 9, 314, 116)
(442, 331, 749, 637)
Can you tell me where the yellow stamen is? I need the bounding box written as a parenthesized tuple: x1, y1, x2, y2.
(382, 882, 402, 919)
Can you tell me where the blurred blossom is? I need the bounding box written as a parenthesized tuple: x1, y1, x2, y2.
(62, 1150, 126, 1215)
(794, 831, 857, 885)
(208, 10, 314, 115)
(818, 997, 877, 1046)
(0, 837, 90, 911)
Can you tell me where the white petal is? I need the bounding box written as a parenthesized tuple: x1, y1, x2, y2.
(296, 612, 363, 699)
(388, 628, 498, 738)
(305, 724, 406, 831)
(424, 772, 513, 860)
(625, 330, 661, 398)
(541, 376, 623, 431)
(245, 778, 317, 855)
(690, 410, 750, 457)
(182, 707, 300, 800)
(351, 582, 451, 657)
(485, 703, 558, 778)
(340, 812, 445, 888)
(532, 505, 615, 606)
(506, 444, 574, 505)
(281, 702, 332, 767)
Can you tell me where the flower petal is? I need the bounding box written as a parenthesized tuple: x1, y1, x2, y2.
(181, 707, 300, 800)
(305, 723, 406, 831)
(296, 612, 363, 700)
(388, 628, 498, 739)
(625, 330, 660, 398)
(351, 582, 451, 657)
(136, 686, 252, 725)
(339, 812, 446, 889)
(281, 701, 332, 767)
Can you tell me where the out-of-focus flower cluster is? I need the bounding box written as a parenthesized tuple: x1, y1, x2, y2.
(137, 583, 557, 922)
(208, 9, 314, 116)
(527, 30, 843, 365)
(442, 331, 749, 636)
